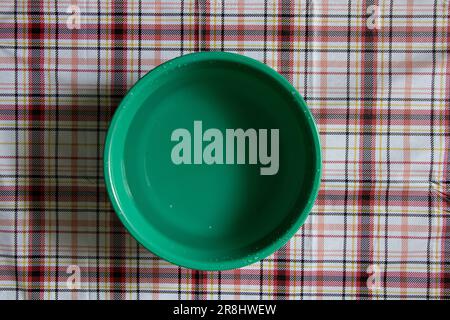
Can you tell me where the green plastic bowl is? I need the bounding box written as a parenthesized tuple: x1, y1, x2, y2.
(104, 52, 321, 270)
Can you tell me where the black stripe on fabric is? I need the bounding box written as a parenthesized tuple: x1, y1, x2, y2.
(53, 0, 60, 300)
(0, 286, 442, 299)
(200, 0, 207, 51)
(0, 125, 447, 135)
(3, 45, 449, 54)
(426, 0, 439, 299)
(136, 0, 143, 300)
(96, 0, 101, 299)
(0, 208, 445, 218)
(2, 93, 450, 102)
(6, 28, 447, 38)
(177, 268, 181, 300)
(441, 0, 450, 300)
(220, 0, 225, 52)
(384, 0, 395, 299)
(342, 0, 352, 299)
(180, 0, 184, 55)
(218, 0, 225, 301)
(13, 0, 20, 300)
(300, 0, 311, 300)
(195, 0, 199, 52)
(3, 11, 450, 19)
(0, 174, 447, 184)
(0, 253, 448, 265)
(260, 0, 268, 302)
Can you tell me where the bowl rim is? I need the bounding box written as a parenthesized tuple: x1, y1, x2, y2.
(104, 51, 322, 270)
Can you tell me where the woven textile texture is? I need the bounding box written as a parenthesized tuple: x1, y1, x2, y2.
(0, 0, 449, 299)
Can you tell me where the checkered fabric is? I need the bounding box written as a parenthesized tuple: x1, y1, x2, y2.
(0, 0, 448, 300)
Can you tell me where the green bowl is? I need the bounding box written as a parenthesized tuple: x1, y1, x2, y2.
(104, 52, 321, 270)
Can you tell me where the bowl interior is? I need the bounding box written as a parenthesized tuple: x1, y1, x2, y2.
(105, 53, 320, 270)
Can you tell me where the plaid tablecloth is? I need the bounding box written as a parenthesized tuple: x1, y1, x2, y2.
(0, 0, 448, 300)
